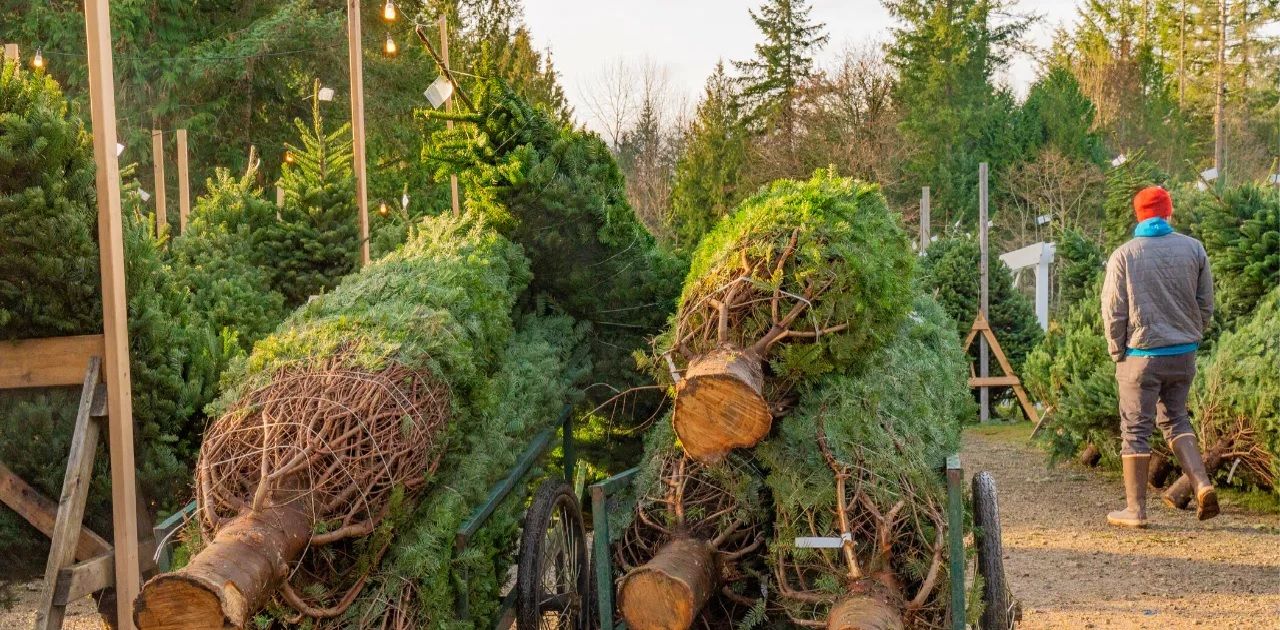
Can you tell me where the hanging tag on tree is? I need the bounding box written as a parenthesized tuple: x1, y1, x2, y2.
(424, 75, 453, 109)
(318, 86, 335, 102)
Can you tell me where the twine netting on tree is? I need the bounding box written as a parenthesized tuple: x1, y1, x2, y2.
(197, 350, 448, 536)
(615, 449, 768, 622)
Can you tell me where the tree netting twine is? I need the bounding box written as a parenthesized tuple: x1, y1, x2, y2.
(613, 447, 769, 625)
(194, 350, 449, 617)
(770, 417, 949, 629)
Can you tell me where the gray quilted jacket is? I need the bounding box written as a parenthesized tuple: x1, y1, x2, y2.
(1100, 232, 1214, 362)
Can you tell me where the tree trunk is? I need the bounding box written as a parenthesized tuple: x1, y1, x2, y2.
(673, 346, 771, 462)
(1214, 0, 1227, 179)
(827, 592, 904, 630)
(619, 537, 719, 630)
(1148, 452, 1173, 489)
(1162, 439, 1229, 511)
(133, 502, 312, 629)
(1078, 443, 1101, 468)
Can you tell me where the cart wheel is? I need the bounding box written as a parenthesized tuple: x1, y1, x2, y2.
(972, 471, 1015, 630)
(518, 480, 589, 630)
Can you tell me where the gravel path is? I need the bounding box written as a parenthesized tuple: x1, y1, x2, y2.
(963, 424, 1280, 629)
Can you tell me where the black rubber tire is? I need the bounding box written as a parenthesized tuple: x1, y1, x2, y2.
(517, 480, 589, 630)
(972, 471, 1015, 630)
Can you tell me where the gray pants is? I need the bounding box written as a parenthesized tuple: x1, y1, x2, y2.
(1116, 353, 1197, 456)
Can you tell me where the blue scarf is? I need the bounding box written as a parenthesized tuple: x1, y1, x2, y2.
(1134, 217, 1173, 238)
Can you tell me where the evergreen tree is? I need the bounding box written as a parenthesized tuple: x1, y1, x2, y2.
(884, 0, 1028, 225)
(1180, 182, 1280, 327)
(733, 0, 829, 140)
(1100, 151, 1165, 251)
(668, 62, 748, 254)
(1014, 66, 1108, 166)
(264, 88, 359, 307)
(917, 234, 1043, 372)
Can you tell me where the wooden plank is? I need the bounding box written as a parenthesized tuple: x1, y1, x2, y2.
(348, 0, 370, 266)
(968, 376, 1020, 388)
(1011, 384, 1040, 425)
(84, 0, 142, 625)
(983, 327, 1018, 379)
(35, 359, 103, 630)
(53, 538, 157, 606)
(0, 335, 105, 390)
(152, 130, 167, 235)
(0, 461, 111, 561)
(3, 44, 17, 61)
(176, 129, 190, 234)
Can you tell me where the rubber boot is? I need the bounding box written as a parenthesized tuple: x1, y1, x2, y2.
(1171, 434, 1219, 520)
(1107, 454, 1150, 528)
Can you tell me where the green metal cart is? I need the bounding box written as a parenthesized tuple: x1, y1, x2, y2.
(587, 454, 1012, 630)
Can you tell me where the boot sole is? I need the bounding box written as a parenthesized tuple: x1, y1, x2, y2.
(1197, 489, 1220, 521)
(1106, 516, 1148, 528)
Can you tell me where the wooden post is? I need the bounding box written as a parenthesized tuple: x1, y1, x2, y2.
(151, 130, 167, 236)
(3, 44, 17, 61)
(176, 129, 190, 234)
(440, 13, 460, 216)
(84, 0, 141, 627)
(919, 186, 930, 254)
(978, 162, 990, 423)
(348, 0, 370, 266)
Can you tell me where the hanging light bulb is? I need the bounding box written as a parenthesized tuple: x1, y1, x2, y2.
(382, 0, 397, 22)
(283, 150, 295, 165)
(384, 33, 398, 57)
(378, 201, 390, 217)
(32, 49, 44, 69)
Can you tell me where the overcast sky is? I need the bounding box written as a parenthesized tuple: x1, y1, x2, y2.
(522, 0, 1083, 134)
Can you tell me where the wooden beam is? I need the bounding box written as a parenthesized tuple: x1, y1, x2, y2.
(919, 186, 930, 254)
(348, 0, 370, 266)
(53, 538, 157, 606)
(83, 0, 142, 625)
(440, 13, 460, 216)
(3, 44, 17, 61)
(176, 129, 190, 234)
(978, 161, 990, 422)
(0, 461, 111, 561)
(968, 376, 1021, 388)
(151, 130, 167, 236)
(0, 335, 105, 390)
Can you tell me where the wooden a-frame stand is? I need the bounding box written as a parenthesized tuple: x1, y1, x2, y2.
(0, 336, 153, 630)
(963, 311, 1040, 424)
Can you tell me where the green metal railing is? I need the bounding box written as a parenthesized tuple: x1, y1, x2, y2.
(454, 404, 574, 623)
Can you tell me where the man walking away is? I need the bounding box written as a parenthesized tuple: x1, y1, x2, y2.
(1101, 186, 1218, 528)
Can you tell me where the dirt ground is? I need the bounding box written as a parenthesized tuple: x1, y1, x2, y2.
(964, 424, 1280, 630)
(1, 579, 101, 630)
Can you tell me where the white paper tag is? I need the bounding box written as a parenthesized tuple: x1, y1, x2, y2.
(401, 192, 409, 209)
(794, 537, 844, 549)
(138, 189, 151, 202)
(318, 86, 335, 102)
(424, 75, 454, 109)
(116, 143, 125, 157)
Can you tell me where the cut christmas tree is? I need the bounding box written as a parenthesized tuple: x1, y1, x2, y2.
(655, 170, 913, 462)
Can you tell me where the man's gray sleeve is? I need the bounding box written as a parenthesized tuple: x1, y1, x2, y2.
(1101, 252, 1129, 362)
(1196, 244, 1214, 333)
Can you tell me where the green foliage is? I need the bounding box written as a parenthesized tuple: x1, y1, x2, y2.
(1101, 151, 1165, 251)
(665, 171, 914, 386)
(169, 164, 287, 352)
(669, 62, 749, 254)
(732, 0, 829, 130)
(262, 91, 359, 307)
(917, 235, 1042, 372)
(885, 0, 1030, 224)
(1023, 284, 1118, 461)
(334, 314, 585, 628)
(425, 78, 682, 412)
(215, 213, 530, 414)
(1013, 66, 1106, 166)
(757, 295, 970, 623)
(0, 60, 99, 339)
(0, 65, 221, 566)
(1190, 288, 1280, 492)
(1054, 228, 1105, 311)
(1180, 183, 1280, 327)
